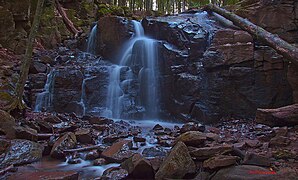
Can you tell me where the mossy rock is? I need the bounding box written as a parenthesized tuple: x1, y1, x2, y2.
(97, 7, 112, 17)
(110, 6, 125, 16)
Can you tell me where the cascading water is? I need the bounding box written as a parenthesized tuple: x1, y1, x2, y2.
(34, 70, 56, 112)
(87, 24, 97, 54)
(105, 20, 160, 119)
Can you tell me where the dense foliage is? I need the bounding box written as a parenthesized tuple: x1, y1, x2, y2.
(96, 0, 241, 14)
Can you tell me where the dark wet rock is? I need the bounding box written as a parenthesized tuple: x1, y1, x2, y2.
(193, 171, 210, 180)
(189, 145, 232, 160)
(43, 115, 62, 123)
(180, 122, 205, 133)
(94, 16, 133, 62)
(273, 127, 288, 136)
(68, 158, 82, 164)
(133, 136, 146, 142)
(121, 154, 154, 179)
(205, 133, 219, 141)
(211, 165, 277, 180)
(101, 140, 134, 163)
(93, 124, 110, 132)
(75, 128, 93, 144)
(175, 131, 206, 147)
(0, 139, 43, 168)
(0, 110, 15, 139)
(103, 132, 129, 144)
(50, 132, 77, 159)
(14, 126, 38, 142)
(85, 150, 100, 160)
(256, 104, 298, 127)
(149, 157, 164, 172)
(36, 121, 53, 133)
(243, 152, 271, 167)
(153, 124, 164, 131)
(155, 141, 196, 179)
(86, 116, 114, 125)
(245, 140, 262, 148)
(8, 171, 79, 180)
(93, 158, 107, 166)
(269, 136, 290, 147)
(100, 167, 129, 180)
(203, 155, 240, 170)
(29, 61, 47, 74)
(142, 147, 167, 158)
(52, 68, 84, 115)
(0, 139, 11, 154)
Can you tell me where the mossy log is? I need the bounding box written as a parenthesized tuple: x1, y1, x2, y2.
(203, 4, 298, 66)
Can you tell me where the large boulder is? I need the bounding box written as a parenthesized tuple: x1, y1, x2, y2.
(0, 110, 15, 139)
(155, 141, 196, 179)
(256, 104, 298, 127)
(0, 139, 43, 168)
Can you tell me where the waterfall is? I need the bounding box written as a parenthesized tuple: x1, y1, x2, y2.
(34, 70, 56, 112)
(87, 24, 97, 54)
(105, 20, 160, 119)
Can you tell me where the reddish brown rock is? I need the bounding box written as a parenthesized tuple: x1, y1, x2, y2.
(0, 110, 15, 139)
(211, 165, 277, 180)
(75, 128, 93, 144)
(121, 154, 154, 179)
(101, 140, 134, 163)
(203, 155, 240, 170)
(133, 136, 146, 143)
(256, 104, 298, 127)
(175, 131, 206, 147)
(189, 145, 232, 160)
(243, 152, 271, 167)
(155, 141, 196, 179)
(50, 132, 77, 159)
(14, 126, 38, 142)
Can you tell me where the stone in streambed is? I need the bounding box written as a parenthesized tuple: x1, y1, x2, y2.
(174, 131, 206, 147)
(0, 139, 43, 168)
(121, 154, 154, 179)
(189, 145, 232, 160)
(203, 155, 239, 170)
(155, 141, 196, 179)
(243, 152, 271, 167)
(211, 165, 277, 180)
(100, 167, 129, 180)
(50, 132, 77, 159)
(75, 128, 93, 144)
(0, 110, 15, 139)
(14, 126, 38, 142)
(101, 140, 135, 163)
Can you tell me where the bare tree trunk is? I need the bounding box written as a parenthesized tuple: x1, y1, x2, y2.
(204, 4, 298, 66)
(55, 0, 81, 37)
(13, 0, 45, 110)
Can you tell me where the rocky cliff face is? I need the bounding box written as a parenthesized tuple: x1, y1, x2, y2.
(140, 11, 293, 123)
(235, 0, 298, 103)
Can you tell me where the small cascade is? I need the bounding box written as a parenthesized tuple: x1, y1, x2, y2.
(79, 77, 89, 116)
(87, 24, 98, 54)
(34, 70, 56, 112)
(105, 20, 160, 119)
